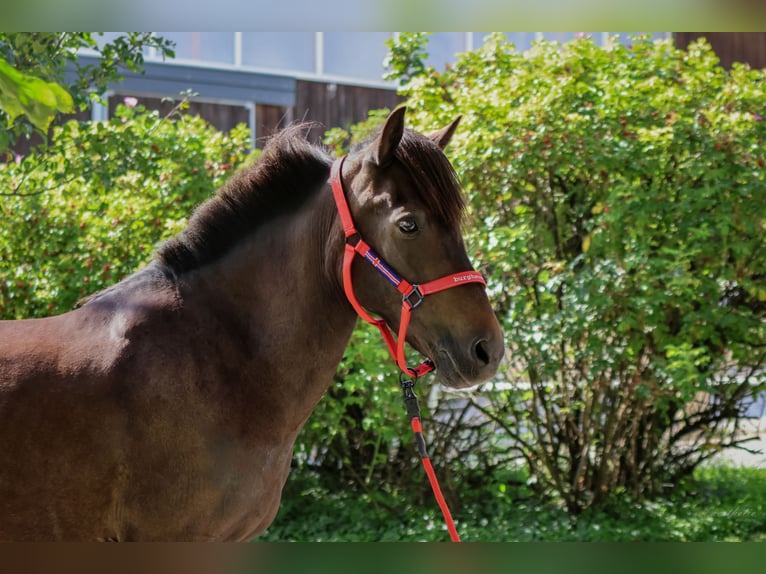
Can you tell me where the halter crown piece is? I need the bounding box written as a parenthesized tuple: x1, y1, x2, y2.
(329, 155, 487, 377)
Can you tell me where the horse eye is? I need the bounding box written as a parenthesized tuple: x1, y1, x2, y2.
(398, 219, 419, 234)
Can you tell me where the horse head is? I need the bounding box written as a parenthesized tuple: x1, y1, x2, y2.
(335, 106, 504, 389)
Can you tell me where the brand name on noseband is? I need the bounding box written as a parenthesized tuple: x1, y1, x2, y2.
(453, 273, 483, 283)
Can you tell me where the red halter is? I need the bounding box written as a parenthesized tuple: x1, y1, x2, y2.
(329, 155, 487, 378)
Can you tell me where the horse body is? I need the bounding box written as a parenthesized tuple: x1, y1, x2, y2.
(1, 193, 353, 540)
(0, 107, 503, 541)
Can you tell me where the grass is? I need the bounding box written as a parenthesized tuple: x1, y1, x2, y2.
(255, 465, 766, 542)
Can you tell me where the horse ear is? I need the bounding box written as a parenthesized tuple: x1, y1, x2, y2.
(429, 115, 462, 150)
(372, 106, 406, 167)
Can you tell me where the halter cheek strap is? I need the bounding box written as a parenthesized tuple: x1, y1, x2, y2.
(330, 155, 486, 377)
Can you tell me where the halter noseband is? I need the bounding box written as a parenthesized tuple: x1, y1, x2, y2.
(329, 155, 487, 378)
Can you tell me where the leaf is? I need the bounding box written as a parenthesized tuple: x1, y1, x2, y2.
(0, 57, 74, 132)
(591, 202, 606, 215)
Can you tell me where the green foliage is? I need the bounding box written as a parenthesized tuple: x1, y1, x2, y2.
(395, 32, 766, 512)
(312, 32, 766, 516)
(323, 108, 391, 157)
(0, 33, 174, 153)
(260, 465, 766, 541)
(0, 101, 256, 319)
(383, 32, 431, 85)
(0, 57, 73, 136)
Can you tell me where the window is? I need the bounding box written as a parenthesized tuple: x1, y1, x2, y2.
(241, 32, 315, 73)
(323, 32, 394, 82)
(504, 32, 538, 52)
(540, 32, 579, 44)
(425, 33, 468, 70)
(94, 32, 123, 47)
(156, 32, 235, 64)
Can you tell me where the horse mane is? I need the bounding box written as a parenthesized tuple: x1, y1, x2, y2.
(159, 122, 466, 276)
(80, 120, 467, 310)
(156, 124, 331, 274)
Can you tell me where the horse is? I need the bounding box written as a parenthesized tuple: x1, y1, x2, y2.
(0, 106, 503, 541)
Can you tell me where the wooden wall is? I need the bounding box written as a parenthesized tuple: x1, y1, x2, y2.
(674, 32, 766, 69)
(254, 104, 290, 145)
(108, 95, 251, 133)
(293, 80, 403, 144)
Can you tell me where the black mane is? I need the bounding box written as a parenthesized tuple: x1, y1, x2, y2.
(157, 125, 331, 274)
(157, 121, 466, 276)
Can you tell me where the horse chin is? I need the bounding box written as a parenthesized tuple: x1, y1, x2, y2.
(409, 337, 488, 390)
(432, 349, 484, 390)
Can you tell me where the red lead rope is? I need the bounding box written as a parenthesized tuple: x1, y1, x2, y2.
(331, 156, 476, 542)
(402, 377, 461, 542)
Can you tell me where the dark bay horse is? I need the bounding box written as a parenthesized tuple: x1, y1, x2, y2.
(0, 107, 503, 541)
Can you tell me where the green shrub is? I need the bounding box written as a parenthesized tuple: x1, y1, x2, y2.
(0, 101, 255, 318)
(395, 32, 766, 512)
(311, 33, 766, 515)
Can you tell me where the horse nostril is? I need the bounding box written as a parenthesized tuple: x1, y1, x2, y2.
(473, 339, 491, 366)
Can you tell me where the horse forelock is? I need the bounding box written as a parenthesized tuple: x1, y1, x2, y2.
(394, 129, 466, 232)
(156, 124, 331, 273)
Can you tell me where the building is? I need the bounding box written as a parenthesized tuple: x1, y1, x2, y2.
(81, 32, 677, 148)
(48, 32, 766, 152)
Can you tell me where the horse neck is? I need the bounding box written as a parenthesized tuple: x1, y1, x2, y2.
(178, 181, 356, 397)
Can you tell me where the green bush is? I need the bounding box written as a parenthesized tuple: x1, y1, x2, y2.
(309, 33, 766, 516)
(0, 101, 255, 318)
(392, 33, 766, 512)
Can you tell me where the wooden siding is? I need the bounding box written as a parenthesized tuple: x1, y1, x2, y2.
(293, 80, 404, 144)
(109, 96, 291, 147)
(108, 94, 251, 135)
(109, 81, 401, 148)
(674, 32, 766, 69)
(9, 108, 91, 158)
(254, 104, 290, 145)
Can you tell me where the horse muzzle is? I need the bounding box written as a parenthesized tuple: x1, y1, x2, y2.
(431, 328, 505, 389)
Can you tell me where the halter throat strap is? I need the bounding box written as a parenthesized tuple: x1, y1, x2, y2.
(329, 155, 486, 377)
